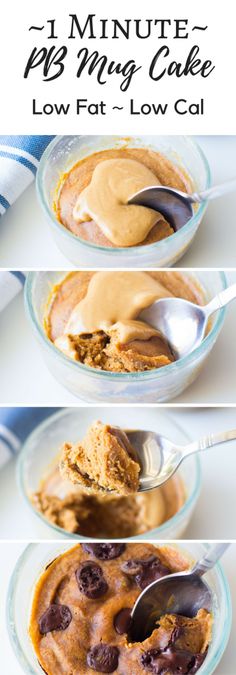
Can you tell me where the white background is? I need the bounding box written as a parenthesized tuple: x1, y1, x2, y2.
(0, 1, 236, 134)
(0, 407, 236, 540)
(1, 540, 235, 675)
(1, 136, 236, 268)
(0, 271, 236, 405)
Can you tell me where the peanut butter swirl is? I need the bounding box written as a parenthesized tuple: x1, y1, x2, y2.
(65, 271, 173, 337)
(73, 158, 163, 246)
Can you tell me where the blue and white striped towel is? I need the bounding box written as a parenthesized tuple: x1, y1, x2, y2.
(0, 136, 54, 215)
(0, 408, 60, 469)
(0, 271, 25, 312)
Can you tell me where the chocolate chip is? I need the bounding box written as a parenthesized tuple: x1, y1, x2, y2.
(168, 625, 183, 645)
(121, 555, 170, 590)
(189, 652, 207, 673)
(38, 604, 72, 634)
(76, 561, 108, 599)
(82, 543, 126, 560)
(121, 555, 158, 576)
(137, 558, 170, 590)
(141, 648, 159, 672)
(79, 333, 93, 339)
(141, 647, 188, 674)
(113, 607, 132, 634)
(121, 558, 144, 576)
(87, 643, 119, 673)
(141, 646, 206, 675)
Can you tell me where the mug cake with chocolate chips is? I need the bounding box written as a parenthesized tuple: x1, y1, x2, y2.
(46, 271, 204, 373)
(29, 543, 212, 675)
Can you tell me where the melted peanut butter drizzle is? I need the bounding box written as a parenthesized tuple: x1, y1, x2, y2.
(65, 271, 174, 341)
(73, 158, 163, 246)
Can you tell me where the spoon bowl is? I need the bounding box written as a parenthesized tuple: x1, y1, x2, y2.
(129, 177, 236, 232)
(127, 426, 236, 492)
(129, 570, 212, 642)
(139, 298, 207, 360)
(126, 430, 183, 491)
(129, 186, 194, 231)
(130, 543, 229, 642)
(139, 282, 236, 360)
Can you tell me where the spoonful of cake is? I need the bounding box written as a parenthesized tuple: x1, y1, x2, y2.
(129, 177, 236, 230)
(139, 282, 236, 359)
(60, 420, 236, 494)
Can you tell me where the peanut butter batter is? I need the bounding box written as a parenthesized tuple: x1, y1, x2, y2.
(32, 461, 185, 538)
(47, 271, 204, 372)
(58, 147, 191, 247)
(29, 543, 212, 675)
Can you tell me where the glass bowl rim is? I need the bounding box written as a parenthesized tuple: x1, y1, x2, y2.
(17, 407, 202, 540)
(24, 271, 227, 382)
(36, 134, 211, 256)
(6, 541, 232, 675)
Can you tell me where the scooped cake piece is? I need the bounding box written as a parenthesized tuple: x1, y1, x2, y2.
(104, 320, 174, 371)
(54, 321, 174, 372)
(60, 421, 141, 496)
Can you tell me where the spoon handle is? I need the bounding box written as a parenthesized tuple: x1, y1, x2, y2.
(191, 543, 230, 577)
(192, 177, 236, 203)
(183, 428, 236, 456)
(204, 283, 236, 318)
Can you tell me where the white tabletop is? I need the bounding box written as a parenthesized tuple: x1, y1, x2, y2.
(0, 271, 236, 404)
(1, 540, 235, 675)
(0, 136, 236, 268)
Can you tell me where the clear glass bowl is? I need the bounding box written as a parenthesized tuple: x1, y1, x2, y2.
(7, 542, 232, 675)
(17, 408, 201, 541)
(36, 135, 211, 268)
(24, 271, 227, 403)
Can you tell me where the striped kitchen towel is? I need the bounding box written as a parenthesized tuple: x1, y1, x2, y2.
(0, 271, 25, 312)
(0, 135, 54, 215)
(0, 408, 60, 469)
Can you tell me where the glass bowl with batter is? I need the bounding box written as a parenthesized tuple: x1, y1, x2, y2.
(24, 270, 227, 403)
(7, 542, 232, 675)
(36, 135, 210, 268)
(17, 408, 201, 541)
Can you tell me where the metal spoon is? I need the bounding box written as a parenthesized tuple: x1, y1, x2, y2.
(130, 543, 230, 642)
(128, 178, 236, 231)
(126, 427, 236, 492)
(139, 283, 236, 359)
